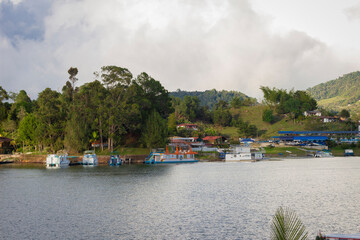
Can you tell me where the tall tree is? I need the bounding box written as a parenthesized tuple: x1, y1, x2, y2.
(142, 110, 168, 149)
(18, 113, 38, 150)
(98, 66, 140, 151)
(134, 72, 172, 119)
(35, 88, 65, 152)
(68, 67, 78, 89)
(0, 86, 9, 122)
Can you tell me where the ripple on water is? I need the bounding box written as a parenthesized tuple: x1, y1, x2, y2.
(1, 158, 360, 239)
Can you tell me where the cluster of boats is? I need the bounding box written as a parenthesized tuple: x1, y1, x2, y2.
(46, 143, 348, 168)
(45, 150, 122, 168)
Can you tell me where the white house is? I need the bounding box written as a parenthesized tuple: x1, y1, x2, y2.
(303, 110, 322, 117)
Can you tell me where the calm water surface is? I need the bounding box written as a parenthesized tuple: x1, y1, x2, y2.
(1, 157, 360, 239)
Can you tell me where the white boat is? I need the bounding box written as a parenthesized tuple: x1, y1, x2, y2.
(325, 233, 360, 240)
(225, 145, 263, 161)
(46, 153, 70, 168)
(82, 150, 98, 166)
(315, 150, 333, 158)
(344, 149, 354, 156)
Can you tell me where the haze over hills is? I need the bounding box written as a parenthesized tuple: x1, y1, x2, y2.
(170, 89, 256, 108)
(307, 71, 360, 113)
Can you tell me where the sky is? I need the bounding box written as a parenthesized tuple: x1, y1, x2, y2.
(1, 0, 360, 99)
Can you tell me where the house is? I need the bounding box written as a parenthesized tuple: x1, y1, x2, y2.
(0, 137, 13, 154)
(303, 110, 322, 117)
(176, 123, 198, 131)
(169, 137, 205, 148)
(202, 136, 226, 145)
(319, 116, 338, 123)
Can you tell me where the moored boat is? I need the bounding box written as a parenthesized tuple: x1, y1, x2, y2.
(145, 146, 198, 164)
(46, 152, 70, 168)
(325, 233, 360, 240)
(109, 151, 122, 166)
(82, 150, 98, 166)
(344, 149, 354, 156)
(315, 150, 333, 158)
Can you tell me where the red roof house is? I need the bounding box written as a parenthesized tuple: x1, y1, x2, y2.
(202, 136, 226, 145)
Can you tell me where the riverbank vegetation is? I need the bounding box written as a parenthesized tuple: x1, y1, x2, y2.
(0, 65, 357, 154)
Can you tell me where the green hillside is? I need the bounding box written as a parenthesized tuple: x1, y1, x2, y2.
(170, 89, 256, 108)
(307, 71, 360, 112)
(216, 105, 308, 139)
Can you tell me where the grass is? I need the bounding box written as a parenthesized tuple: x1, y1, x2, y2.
(329, 146, 360, 156)
(217, 105, 308, 139)
(263, 146, 308, 156)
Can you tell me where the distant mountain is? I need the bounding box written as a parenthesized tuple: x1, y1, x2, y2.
(307, 71, 360, 112)
(170, 89, 256, 108)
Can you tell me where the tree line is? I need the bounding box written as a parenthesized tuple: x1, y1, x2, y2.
(0, 66, 173, 153)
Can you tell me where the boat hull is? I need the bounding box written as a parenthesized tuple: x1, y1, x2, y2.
(145, 159, 198, 164)
(46, 154, 70, 168)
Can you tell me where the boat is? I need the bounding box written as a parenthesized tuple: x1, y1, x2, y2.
(225, 145, 264, 161)
(46, 152, 70, 168)
(82, 150, 98, 166)
(109, 151, 122, 166)
(325, 233, 360, 240)
(314, 150, 333, 158)
(145, 146, 198, 164)
(344, 149, 354, 156)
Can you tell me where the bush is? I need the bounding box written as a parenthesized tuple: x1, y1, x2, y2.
(262, 109, 274, 123)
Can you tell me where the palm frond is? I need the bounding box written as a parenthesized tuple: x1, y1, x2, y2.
(270, 206, 308, 240)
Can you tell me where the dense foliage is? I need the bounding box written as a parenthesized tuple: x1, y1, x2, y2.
(170, 89, 256, 108)
(307, 71, 360, 114)
(260, 86, 317, 119)
(0, 66, 173, 153)
(307, 71, 360, 101)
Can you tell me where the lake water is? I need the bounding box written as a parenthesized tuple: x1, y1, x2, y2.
(1, 158, 360, 239)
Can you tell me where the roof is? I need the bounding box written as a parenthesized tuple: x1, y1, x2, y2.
(0, 137, 13, 143)
(319, 116, 338, 119)
(203, 136, 224, 141)
(279, 131, 360, 135)
(177, 123, 198, 127)
(273, 136, 328, 141)
(304, 110, 321, 113)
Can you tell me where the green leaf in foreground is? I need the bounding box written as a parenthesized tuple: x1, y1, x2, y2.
(270, 206, 308, 240)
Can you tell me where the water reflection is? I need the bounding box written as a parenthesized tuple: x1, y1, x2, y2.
(1, 158, 360, 239)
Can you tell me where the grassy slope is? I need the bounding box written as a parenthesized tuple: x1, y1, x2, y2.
(307, 71, 360, 114)
(217, 105, 307, 139)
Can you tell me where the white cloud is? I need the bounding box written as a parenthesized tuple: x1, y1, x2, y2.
(0, 0, 359, 100)
(345, 2, 360, 20)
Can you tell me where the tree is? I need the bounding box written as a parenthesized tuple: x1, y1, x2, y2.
(262, 109, 274, 123)
(142, 110, 168, 149)
(35, 88, 65, 152)
(230, 97, 243, 108)
(270, 206, 308, 240)
(178, 96, 201, 122)
(237, 120, 258, 138)
(0, 86, 9, 122)
(134, 72, 172, 119)
(98, 66, 141, 151)
(167, 113, 177, 135)
(68, 67, 78, 89)
(8, 90, 33, 122)
(213, 108, 232, 126)
(339, 109, 350, 118)
(18, 113, 37, 149)
(261, 86, 317, 119)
